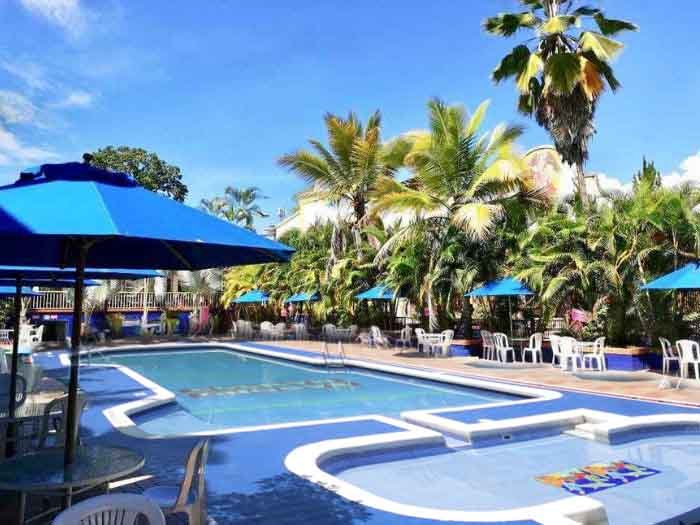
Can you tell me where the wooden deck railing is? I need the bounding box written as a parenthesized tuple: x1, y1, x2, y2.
(31, 291, 222, 312)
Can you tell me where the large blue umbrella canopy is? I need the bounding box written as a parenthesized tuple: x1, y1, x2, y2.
(641, 263, 700, 290)
(0, 287, 41, 297)
(466, 278, 534, 337)
(466, 277, 534, 297)
(355, 285, 395, 301)
(0, 278, 99, 288)
(0, 162, 294, 464)
(285, 291, 320, 303)
(0, 266, 162, 281)
(233, 290, 270, 304)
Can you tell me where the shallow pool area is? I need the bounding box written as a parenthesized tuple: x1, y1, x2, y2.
(96, 348, 520, 433)
(329, 433, 700, 524)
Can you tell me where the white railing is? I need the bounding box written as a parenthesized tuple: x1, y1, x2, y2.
(31, 291, 221, 312)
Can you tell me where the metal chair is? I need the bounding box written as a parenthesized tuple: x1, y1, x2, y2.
(143, 439, 210, 525)
(52, 493, 165, 525)
(522, 333, 543, 363)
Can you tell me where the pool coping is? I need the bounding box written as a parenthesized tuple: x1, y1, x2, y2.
(72, 341, 561, 440)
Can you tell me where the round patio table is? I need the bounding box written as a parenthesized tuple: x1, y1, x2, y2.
(0, 444, 144, 525)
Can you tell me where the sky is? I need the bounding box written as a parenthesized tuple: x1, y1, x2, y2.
(1, 0, 699, 229)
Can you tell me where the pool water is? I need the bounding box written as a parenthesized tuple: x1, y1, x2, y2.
(100, 349, 518, 432)
(332, 434, 700, 525)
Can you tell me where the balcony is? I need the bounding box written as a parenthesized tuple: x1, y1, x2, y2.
(31, 291, 222, 313)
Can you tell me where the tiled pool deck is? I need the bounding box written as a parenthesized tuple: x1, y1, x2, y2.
(30, 340, 700, 525)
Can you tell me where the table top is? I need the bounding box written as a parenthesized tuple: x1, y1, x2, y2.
(0, 444, 144, 492)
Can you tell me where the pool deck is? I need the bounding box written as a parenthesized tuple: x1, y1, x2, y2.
(17, 338, 700, 525)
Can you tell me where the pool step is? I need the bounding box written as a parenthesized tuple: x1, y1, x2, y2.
(564, 423, 598, 441)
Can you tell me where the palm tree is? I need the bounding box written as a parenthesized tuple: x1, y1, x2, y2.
(484, 0, 637, 203)
(277, 111, 406, 228)
(200, 186, 269, 230)
(375, 98, 544, 328)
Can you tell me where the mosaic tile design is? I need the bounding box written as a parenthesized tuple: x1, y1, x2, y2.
(536, 460, 660, 496)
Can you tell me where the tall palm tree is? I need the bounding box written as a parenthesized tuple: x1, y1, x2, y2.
(277, 111, 406, 228)
(200, 186, 269, 230)
(375, 98, 544, 328)
(484, 0, 637, 204)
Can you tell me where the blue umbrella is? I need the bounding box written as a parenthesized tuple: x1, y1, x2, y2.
(285, 291, 320, 303)
(0, 287, 41, 297)
(0, 162, 294, 465)
(355, 285, 395, 301)
(233, 290, 270, 304)
(466, 278, 534, 337)
(641, 263, 700, 290)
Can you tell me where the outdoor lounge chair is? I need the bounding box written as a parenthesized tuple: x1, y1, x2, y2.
(660, 337, 679, 376)
(143, 439, 210, 525)
(53, 493, 165, 525)
(677, 339, 700, 380)
(522, 333, 543, 363)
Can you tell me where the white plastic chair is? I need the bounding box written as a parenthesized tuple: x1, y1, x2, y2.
(396, 326, 412, 352)
(660, 337, 679, 376)
(677, 339, 700, 380)
(293, 322, 308, 340)
(493, 333, 516, 362)
(53, 494, 165, 525)
(522, 333, 543, 363)
(480, 330, 496, 360)
(414, 328, 427, 353)
(429, 329, 454, 357)
(549, 334, 562, 367)
(143, 439, 210, 525)
(369, 326, 390, 348)
(322, 323, 336, 341)
(259, 321, 274, 340)
(582, 337, 606, 371)
(559, 336, 582, 371)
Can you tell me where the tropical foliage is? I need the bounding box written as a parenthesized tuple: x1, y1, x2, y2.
(485, 0, 637, 203)
(200, 186, 269, 230)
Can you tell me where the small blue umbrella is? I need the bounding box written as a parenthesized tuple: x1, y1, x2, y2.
(285, 291, 320, 303)
(641, 263, 700, 290)
(0, 287, 41, 297)
(233, 290, 270, 304)
(0, 162, 294, 464)
(355, 285, 395, 301)
(466, 277, 534, 337)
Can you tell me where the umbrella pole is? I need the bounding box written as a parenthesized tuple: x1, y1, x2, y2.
(5, 277, 22, 457)
(64, 246, 86, 466)
(508, 296, 513, 339)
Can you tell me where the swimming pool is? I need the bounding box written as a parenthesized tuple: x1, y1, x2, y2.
(328, 433, 700, 525)
(98, 348, 520, 433)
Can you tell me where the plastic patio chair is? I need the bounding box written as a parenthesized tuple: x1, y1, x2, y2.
(369, 326, 390, 348)
(559, 336, 583, 371)
(143, 439, 210, 525)
(660, 337, 679, 376)
(677, 339, 700, 380)
(522, 333, 543, 363)
(549, 334, 562, 367)
(429, 329, 454, 357)
(52, 493, 165, 525)
(414, 328, 427, 353)
(480, 330, 495, 360)
(396, 326, 412, 352)
(493, 333, 515, 362)
(582, 337, 607, 371)
(321, 323, 336, 341)
(38, 392, 89, 449)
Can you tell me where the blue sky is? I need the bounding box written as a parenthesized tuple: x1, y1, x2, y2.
(1, 0, 699, 229)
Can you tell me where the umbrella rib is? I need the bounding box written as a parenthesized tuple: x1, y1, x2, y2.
(160, 240, 193, 270)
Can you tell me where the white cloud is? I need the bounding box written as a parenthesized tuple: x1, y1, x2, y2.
(19, 0, 88, 38)
(595, 172, 632, 194)
(53, 89, 95, 108)
(0, 91, 37, 124)
(0, 124, 57, 165)
(661, 151, 700, 188)
(0, 59, 49, 91)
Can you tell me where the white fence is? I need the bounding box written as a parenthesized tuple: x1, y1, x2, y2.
(31, 291, 221, 312)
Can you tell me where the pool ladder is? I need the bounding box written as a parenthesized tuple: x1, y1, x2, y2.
(322, 341, 346, 368)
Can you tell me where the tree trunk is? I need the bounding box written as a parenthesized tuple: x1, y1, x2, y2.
(575, 162, 588, 205)
(462, 297, 473, 339)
